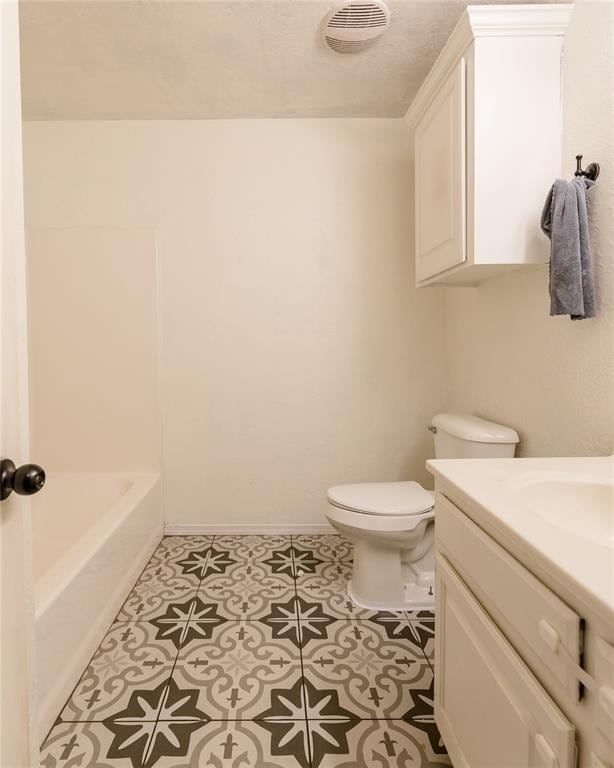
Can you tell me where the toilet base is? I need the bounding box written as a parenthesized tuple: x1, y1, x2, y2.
(347, 537, 435, 612)
(348, 575, 435, 612)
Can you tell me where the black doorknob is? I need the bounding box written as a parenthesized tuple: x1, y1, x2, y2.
(0, 458, 46, 501)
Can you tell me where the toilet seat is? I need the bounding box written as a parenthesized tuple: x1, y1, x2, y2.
(327, 481, 434, 516)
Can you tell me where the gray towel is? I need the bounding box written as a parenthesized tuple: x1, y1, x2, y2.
(540, 176, 596, 320)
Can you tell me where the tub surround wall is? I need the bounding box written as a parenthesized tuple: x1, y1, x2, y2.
(26, 227, 161, 472)
(23, 119, 448, 527)
(442, 0, 614, 457)
(26, 227, 165, 740)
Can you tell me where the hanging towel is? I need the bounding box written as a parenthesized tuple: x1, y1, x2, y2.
(540, 176, 596, 320)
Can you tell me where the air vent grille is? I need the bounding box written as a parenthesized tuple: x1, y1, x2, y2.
(323, 0, 391, 54)
(327, 5, 388, 27)
(324, 36, 380, 53)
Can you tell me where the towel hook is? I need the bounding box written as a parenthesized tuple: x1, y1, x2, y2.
(575, 154, 600, 181)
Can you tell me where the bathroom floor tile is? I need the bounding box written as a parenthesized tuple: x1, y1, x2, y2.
(198, 560, 296, 619)
(58, 622, 177, 723)
(40, 716, 449, 768)
(402, 678, 449, 758)
(301, 620, 432, 719)
(213, 542, 326, 579)
(292, 534, 353, 562)
(406, 609, 435, 622)
(405, 614, 436, 662)
(150, 535, 216, 563)
(137, 553, 200, 584)
(295, 560, 373, 618)
(270, 677, 362, 767)
(40, 694, 211, 768)
(213, 533, 292, 561)
(309, 718, 452, 767)
(147, 594, 231, 650)
(159, 718, 313, 768)
(41, 722, 120, 767)
(171, 543, 241, 580)
(181, 719, 312, 768)
(172, 619, 303, 719)
(116, 563, 199, 622)
(43, 535, 448, 768)
(284, 545, 326, 577)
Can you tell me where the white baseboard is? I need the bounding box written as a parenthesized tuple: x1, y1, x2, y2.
(163, 522, 336, 536)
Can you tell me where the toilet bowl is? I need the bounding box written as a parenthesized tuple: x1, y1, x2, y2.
(325, 413, 520, 611)
(326, 481, 436, 610)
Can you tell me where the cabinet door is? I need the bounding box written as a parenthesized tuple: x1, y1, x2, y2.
(414, 58, 466, 282)
(435, 554, 576, 768)
(436, 492, 582, 699)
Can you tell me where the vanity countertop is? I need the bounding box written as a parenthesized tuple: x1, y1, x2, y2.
(427, 455, 614, 625)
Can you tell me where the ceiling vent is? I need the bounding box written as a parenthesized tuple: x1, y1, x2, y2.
(323, 0, 391, 54)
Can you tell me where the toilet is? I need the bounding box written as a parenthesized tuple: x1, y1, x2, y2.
(326, 413, 519, 611)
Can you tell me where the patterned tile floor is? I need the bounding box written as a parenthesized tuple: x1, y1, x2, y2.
(40, 534, 451, 768)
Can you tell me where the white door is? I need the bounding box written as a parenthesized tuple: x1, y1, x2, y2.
(1, 2, 38, 765)
(414, 58, 466, 283)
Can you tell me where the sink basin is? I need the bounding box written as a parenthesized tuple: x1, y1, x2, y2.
(512, 476, 614, 547)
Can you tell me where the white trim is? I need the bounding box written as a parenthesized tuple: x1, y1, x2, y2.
(163, 523, 336, 536)
(466, 4, 573, 38)
(404, 4, 573, 127)
(404, 14, 472, 128)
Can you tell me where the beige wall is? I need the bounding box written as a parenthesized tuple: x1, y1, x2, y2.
(24, 2, 611, 524)
(443, 0, 614, 457)
(23, 119, 447, 524)
(26, 227, 161, 472)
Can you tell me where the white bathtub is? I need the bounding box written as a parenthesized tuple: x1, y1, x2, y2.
(32, 472, 163, 741)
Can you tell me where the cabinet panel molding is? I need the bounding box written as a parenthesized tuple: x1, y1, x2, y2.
(414, 58, 466, 282)
(435, 554, 576, 768)
(406, 4, 572, 286)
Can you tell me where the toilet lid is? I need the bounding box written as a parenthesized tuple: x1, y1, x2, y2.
(327, 481, 435, 516)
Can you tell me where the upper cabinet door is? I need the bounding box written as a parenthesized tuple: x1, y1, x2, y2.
(414, 58, 466, 282)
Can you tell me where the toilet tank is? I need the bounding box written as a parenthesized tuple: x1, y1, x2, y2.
(431, 413, 519, 459)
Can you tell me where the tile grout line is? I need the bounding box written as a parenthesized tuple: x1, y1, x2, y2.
(144, 533, 223, 743)
(58, 715, 438, 725)
(122, 535, 220, 736)
(134, 539, 201, 734)
(290, 534, 314, 768)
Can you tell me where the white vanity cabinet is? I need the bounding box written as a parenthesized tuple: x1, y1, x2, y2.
(433, 488, 614, 768)
(406, 5, 572, 286)
(436, 555, 576, 768)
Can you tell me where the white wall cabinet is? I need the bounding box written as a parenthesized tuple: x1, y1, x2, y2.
(406, 5, 572, 286)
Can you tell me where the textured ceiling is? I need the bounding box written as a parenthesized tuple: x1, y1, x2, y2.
(20, 0, 554, 120)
